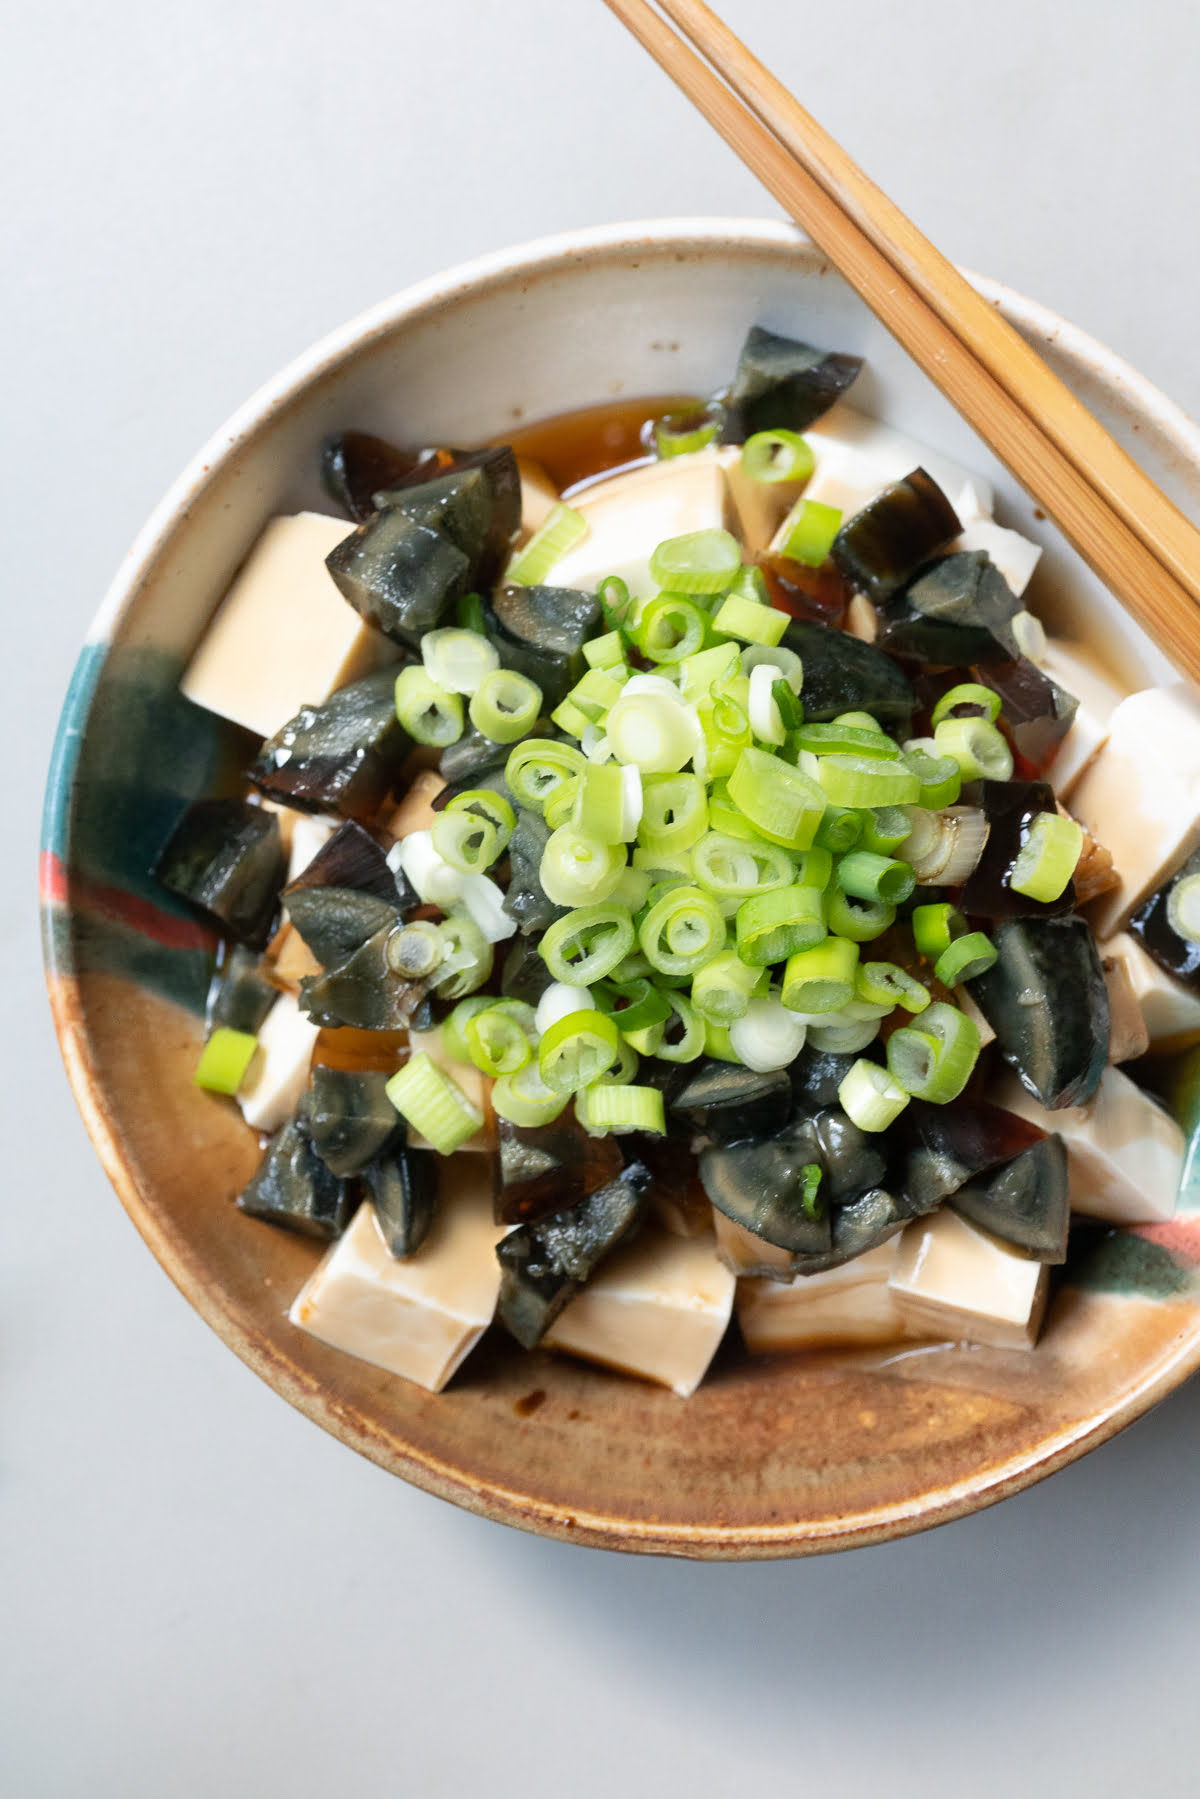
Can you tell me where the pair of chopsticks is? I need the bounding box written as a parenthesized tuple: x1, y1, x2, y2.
(604, 0, 1200, 685)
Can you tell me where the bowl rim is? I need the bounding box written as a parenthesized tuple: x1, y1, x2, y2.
(43, 215, 1200, 1557)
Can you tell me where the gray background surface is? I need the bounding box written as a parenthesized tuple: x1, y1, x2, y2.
(8, 3, 1200, 1794)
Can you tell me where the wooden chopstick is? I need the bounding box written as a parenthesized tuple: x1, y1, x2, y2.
(603, 0, 1200, 685)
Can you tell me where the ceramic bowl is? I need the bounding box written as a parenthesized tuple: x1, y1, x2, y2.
(42, 218, 1200, 1558)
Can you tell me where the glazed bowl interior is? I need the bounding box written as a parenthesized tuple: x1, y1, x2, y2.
(43, 218, 1200, 1558)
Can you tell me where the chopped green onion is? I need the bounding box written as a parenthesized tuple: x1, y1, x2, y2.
(704, 1020, 741, 1062)
(1009, 811, 1083, 902)
(456, 591, 486, 633)
(394, 665, 464, 747)
(838, 1060, 910, 1132)
(598, 574, 633, 630)
(573, 762, 642, 843)
(711, 590, 788, 647)
(911, 902, 963, 961)
(653, 405, 721, 458)
(447, 787, 515, 844)
(638, 884, 727, 978)
(930, 682, 1003, 729)
(815, 755, 921, 808)
(706, 781, 762, 843)
(833, 711, 887, 734)
(655, 990, 706, 1062)
(933, 715, 1014, 782)
(886, 1001, 981, 1104)
(814, 805, 863, 854)
(897, 806, 989, 885)
(578, 1081, 667, 1135)
(583, 629, 629, 672)
(507, 501, 588, 585)
(902, 747, 963, 809)
(465, 1005, 533, 1077)
(632, 845, 696, 879)
(635, 593, 708, 664)
(740, 428, 815, 484)
(605, 686, 700, 775)
(856, 961, 930, 1014)
(740, 642, 804, 693)
(1012, 610, 1047, 661)
(385, 1053, 483, 1154)
(793, 846, 834, 890)
(596, 976, 673, 1035)
(778, 498, 843, 567)
(691, 949, 768, 1024)
(725, 565, 772, 605)
(807, 1017, 883, 1054)
(506, 738, 585, 810)
(550, 698, 591, 739)
(690, 830, 796, 899)
(649, 528, 741, 595)
(421, 626, 500, 695)
(793, 721, 901, 759)
(492, 1061, 569, 1128)
(781, 936, 859, 1013)
(431, 808, 502, 873)
(469, 668, 542, 743)
(195, 1027, 258, 1095)
(639, 772, 709, 856)
(746, 662, 786, 745)
(538, 1008, 621, 1094)
(433, 911, 494, 999)
(934, 931, 999, 986)
(736, 883, 827, 965)
(858, 806, 912, 856)
(543, 775, 583, 829)
(824, 888, 895, 943)
(836, 850, 916, 907)
(1168, 874, 1200, 945)
(728, 994, 809, 1072)
(540, 904, 637, 986)
(681, 641, 741, 699)
(539, 827, 626, 907)
(386, 919, 444, 978)
(727, 746, 827, 851)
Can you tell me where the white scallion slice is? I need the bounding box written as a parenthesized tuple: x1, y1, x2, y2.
(421, 626, 500, 695)
(747, 661, 786, 746)
(728, 995, 808, 1072)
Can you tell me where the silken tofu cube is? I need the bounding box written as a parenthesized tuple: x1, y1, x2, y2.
(182, 513, 393, 739)
(995, 1066, 1183, 1226)
(738, 1240, 907, 1353)
(548, 451, 733, 600)
(544, 1230, 736, 1397)
(888, 1210, 1049, 1351)
(289, 1164, 505, 1393)
(1068, 685, 1200, 935)
(1038, 639, 1126, 800)
(237, 990, 320, 1133)
(798, 402, 992, 525)
(1104, 932, 1200, 1048)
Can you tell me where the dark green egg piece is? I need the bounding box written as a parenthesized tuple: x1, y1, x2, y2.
(722, 324, 863, 439)
(325, 509, 468, 649)
(780, 617, 914, 732)
(155, 798, 286, 948)
(830, 468, 961, 605)
(496, 1162, 650, 1349)
(238, 1111, 353, 1240)
(971, 916, 1110, 1109)
(951, 1135, 1070, 1262)
(671, 1060, 794, 1142)
(306, 1067, 404, 1176)
(206, 942, 279, 1036)
(248, 668, 411, 820)
(298, 923, 430, 1030)
(362, 1145, 440, 1258)
(699, 1120, 832, 1255)
(320, 430, 435, 522)
(284, 886, 401, 967)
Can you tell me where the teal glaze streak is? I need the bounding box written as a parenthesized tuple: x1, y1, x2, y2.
(41, 642, 107, 861)
(1065, 1231, 1195, 1302)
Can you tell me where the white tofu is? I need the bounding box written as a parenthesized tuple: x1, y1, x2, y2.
(1068, 686, 1200, 934)
(181, 512, 393, 739)
(954, 984, 996, 1048)
(995, 1066, 1183, 1226)
(1100, 941, 1151, 1064)
(889, 1209, 1049, 1351)
(713, 1210, 800, 1277)
(738, 1240, 907, 1353)
(798, 402, 994, 524)
(1104, 931, 1200, 1048)
(1038, 638, 1127, 799)
(544, 1230, 736, 1397)
(516, 456, 560, 541)
(951, 517, 1042, 598)
(548, 450, 733, 599)
(286, 813, 336, 885)
(237, 990, 319, 1133)
(844, 594, 878, 643)
(289, 1165, 506, 1393)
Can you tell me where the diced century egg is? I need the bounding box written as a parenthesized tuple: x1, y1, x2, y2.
(181, 513, 395, 739)
(547, 450, 733, 599)
(1068, 685, 1200, 935)
(797, 401, 995, 525)
(738, 1240, 907, 1353)
(1038, 638, 1127, 799)
(888, 1209, 1049, 1351)
(237, 989, 320, 1133)
(289, 1163, 506, 1393)
(1103, 931, 1200, 1049)
(544, 1229, 736, 1398)
(995, 1066, 1183, 1226)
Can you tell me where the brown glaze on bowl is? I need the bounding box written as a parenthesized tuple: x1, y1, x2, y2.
(43, 221, 1200, 1556)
